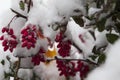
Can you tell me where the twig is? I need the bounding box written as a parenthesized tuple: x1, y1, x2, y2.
(14, 58, 21, 80)
(46, 57, 98, 66)
(72, 43, 83, 53)
(27, 0, 32, 13)
(8, 15, 17, 27)
(19, 67, 33, 69)
(10, 8, 27, 19)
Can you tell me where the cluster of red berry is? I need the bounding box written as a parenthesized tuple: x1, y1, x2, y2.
(56, 60, 76, 77)
(55, 32, 71, 57)
(76, 60, 89, 79)
(0, 27, 18, 52)
(21, 24, 37, 49)
(56, 60, 89, 78)
(32, 47, 46, 65)
(57, 40, 71, 57)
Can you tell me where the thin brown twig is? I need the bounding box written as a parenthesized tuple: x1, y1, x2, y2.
(8, 15, 17, 27)
(14, 58, 21, 80)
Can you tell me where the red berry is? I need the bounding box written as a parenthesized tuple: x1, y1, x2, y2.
(9, 48, 13, 52)
(2, 27, 8, 33)
(27, 43, 32, 49)
(4, 46, 9, 51)
(55, 32, 63, 42)
(31, 47, 46, 65)
(8, 28, 14, 35)
(27, 35, 33, 40)
(0, 36, 4, 40)
(23, 31, 29, 36)
(2, 40, 8, 46)
(56, 60, 76, 77)
(57, 40, 71, 57)
(22, 41, 27, 47)
(11, 35, 16, 39)
(21, 28, 27, 34)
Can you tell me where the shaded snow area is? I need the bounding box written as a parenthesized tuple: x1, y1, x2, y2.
(86, 39, 120, 80)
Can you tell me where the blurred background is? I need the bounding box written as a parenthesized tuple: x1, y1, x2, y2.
(0, 0, 11, 23)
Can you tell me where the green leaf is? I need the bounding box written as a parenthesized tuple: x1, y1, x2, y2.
(1, 60, 5, 65)
(19, 1, 25, 11)
(92, 46, 99, 54)
(4, 72, 12, 79)
(89, 55, 97, 61)
(96, 18, 106, 32)
(98, 54, 106, 64)
(72, 16, 84, 27)
(106, 33, 119, 44)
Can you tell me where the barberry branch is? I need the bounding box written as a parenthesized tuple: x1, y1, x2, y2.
(46, 56, 98, 66)
(10, 8, 27, 19)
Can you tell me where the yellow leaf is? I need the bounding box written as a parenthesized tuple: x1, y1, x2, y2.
(45, 46, 57, 58)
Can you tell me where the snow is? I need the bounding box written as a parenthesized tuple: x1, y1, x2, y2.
(86, 39, 120, 80)
(10, 77, 14, 80)
(28, 0, 86, 27)
(13, 39, 42, 57)
(88, 7, 102, 17)
(18, 68, 33, 80)
(95, 30, 108, 49)
(20, 57, 33, 68)
(0, 64, 5, 80)
(0, 0, 11, 16)
(70, 45, 84, 59)
(33, 61, 66, 80)
(65, 18, 95, 58)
